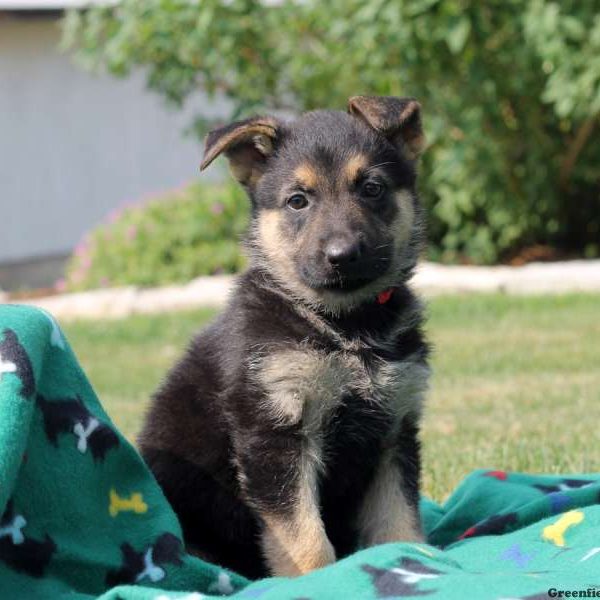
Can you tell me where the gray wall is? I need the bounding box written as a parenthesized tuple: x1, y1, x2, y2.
(0, 12, 226, 287)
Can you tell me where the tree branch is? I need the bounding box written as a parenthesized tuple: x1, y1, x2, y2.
(559, 114, 598, 190)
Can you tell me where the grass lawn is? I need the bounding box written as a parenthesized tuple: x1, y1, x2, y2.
(63, 293, 600, 502)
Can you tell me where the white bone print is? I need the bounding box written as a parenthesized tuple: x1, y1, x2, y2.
(73, 417, 100, 453)
(390, 566, 440, 584)
(0, 352, 17, 382)
(208, 571, 234, 595)
(0, 515, 27, 545)
(136, 548, 165, 583)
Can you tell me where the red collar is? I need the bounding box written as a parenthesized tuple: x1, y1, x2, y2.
(376, 287, 395, 305)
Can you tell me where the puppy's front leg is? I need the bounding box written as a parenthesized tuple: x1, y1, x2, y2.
(358, 416, 424, 547)
(260, 463, 336, 577)
(237, 433, 335, 577)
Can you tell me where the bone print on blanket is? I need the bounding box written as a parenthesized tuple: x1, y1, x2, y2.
(36, 394, 119, 461)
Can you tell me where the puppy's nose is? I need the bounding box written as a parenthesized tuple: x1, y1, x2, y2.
(325, 238, 363, 267)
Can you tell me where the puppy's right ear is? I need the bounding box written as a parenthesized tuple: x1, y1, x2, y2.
(347, 96, 425, 160)
(200, 116, 280, 188)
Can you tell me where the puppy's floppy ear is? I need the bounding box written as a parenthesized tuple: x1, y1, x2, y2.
(200, 116, 280, 187)
(347, 96, 425, 160)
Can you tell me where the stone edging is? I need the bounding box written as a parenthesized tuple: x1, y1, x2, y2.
(2, 260, 599, 321)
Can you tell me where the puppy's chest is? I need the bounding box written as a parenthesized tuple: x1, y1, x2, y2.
(255, 343, 427, 433)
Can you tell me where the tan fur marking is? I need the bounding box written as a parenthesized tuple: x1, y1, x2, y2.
(344, 154, 368, 183)
(358, 449, 423, 547)
(255, 209, 325, 305)
(372, 359, 429, 416)
(393, 190, 416, 250)
(257, 210, 283, 251)
(256, 209, 298, 279)
(257, 348, 361, 431)
(257, 346, 427, 429)
(261, 454, 335, 576)
(262, 516, 335, 576)
(293, 163, 319, 189)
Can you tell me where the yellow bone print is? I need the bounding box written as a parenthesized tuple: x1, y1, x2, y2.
(542, 510, 584, 547)
(109, 488, 148, 517)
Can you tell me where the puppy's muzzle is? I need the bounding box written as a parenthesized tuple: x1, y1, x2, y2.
(324, 236, 365, 269)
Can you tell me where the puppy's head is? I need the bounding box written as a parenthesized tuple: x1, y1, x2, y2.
(201, 96, 426, 313)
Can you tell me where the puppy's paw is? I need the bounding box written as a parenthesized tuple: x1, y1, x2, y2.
(262, 523, 336, 577)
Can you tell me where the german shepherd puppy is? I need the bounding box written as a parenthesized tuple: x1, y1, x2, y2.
(138, 96, 430, 579)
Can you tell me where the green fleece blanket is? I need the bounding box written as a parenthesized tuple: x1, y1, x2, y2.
(0, 304, 598, 600)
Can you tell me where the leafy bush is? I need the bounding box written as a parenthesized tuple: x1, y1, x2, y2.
(63, 1, 600, 264)
(65, 182, 249, 290)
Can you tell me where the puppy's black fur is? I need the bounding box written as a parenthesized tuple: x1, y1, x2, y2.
(139, 96, 430, 579)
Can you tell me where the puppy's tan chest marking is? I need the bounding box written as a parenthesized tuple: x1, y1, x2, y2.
(371, 359, 429, 416)
(256, 347, 427, 429)
(256, 349, 357, 429)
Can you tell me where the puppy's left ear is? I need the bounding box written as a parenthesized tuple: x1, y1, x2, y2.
(347, 96, 425, 160)
(200, 116, 280, 187)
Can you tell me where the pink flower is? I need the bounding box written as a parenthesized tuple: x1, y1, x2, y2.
(211, 202, 225, 215)
(74, 243, 88, 257)
(126, 225, 138, 241)
(107, 208, 124, 224)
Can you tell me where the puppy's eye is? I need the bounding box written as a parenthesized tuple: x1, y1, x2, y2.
(362, 181, 384, 198)
(287, 194, 309, 210)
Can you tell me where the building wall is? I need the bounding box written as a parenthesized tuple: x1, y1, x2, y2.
(0, 12, 227, 287)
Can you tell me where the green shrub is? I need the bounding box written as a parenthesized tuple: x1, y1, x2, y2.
(63, 0, 600, 265)
(65, 181, 249, 290)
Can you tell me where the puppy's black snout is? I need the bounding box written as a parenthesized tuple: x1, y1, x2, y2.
(325, 238, 363, 267)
